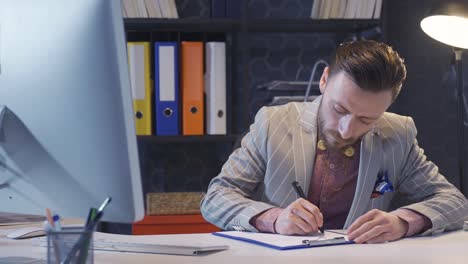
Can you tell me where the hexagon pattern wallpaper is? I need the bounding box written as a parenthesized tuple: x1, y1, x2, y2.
(140, 0, 349, 199)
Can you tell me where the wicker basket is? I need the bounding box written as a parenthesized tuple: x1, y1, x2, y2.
(146, 192, 205, 215)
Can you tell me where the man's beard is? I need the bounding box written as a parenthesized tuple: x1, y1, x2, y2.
(318, 111, 357, 151)
(321, 128, 356, 151)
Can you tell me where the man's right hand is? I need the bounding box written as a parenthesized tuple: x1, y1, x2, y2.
(274, 198, 324, 235)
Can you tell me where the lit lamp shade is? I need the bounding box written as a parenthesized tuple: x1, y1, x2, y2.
(420, 0, 468, 49)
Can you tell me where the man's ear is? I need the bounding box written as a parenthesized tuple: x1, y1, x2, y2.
(319, 67, 330, 94)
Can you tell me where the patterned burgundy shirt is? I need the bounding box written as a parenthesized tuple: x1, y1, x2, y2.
(308, 139, 361, 229)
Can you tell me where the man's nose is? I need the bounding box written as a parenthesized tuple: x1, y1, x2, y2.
(338, 115, 355, 140)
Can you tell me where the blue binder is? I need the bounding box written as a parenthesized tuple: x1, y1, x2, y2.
(155, 42, 179, 135)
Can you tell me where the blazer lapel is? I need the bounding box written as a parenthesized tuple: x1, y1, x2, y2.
(292, 96, 321, 196)
(344, 126, 383, 228)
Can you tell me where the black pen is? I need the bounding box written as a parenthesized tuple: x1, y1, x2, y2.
(84, 208, 97, 227)
(291, 181, 324, 234)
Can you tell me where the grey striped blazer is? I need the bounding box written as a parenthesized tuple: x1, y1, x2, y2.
(201, 96, 468, 235)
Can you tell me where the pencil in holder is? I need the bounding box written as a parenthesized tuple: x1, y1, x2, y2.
(47, 226, 94, 264)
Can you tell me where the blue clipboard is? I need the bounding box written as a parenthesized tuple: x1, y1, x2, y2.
(212, 231, 354, 250)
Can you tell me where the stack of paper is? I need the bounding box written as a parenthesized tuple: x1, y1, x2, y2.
(311, 0, 383, 19)
(122, 0, 179, 18)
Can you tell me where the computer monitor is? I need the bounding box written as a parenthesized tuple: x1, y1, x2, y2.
(0, 0, 144, 223)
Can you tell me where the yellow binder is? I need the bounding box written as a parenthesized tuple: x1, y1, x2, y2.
(127, 42, 153, 135)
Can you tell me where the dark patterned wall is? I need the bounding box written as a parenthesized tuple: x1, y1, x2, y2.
(138, 142, 233, 195)
(246, 33, 338, 118)
(384, 0, 468, 194)
(175, 0, 210, 18)
(138, 0, 384, 200)
(248, 0, 314, 18)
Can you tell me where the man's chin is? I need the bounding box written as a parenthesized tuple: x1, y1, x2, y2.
(325, 138, 354, 151)
(328, 143, 347, 151)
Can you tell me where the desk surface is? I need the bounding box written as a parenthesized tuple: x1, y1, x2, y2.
(1, 223, 467, 264)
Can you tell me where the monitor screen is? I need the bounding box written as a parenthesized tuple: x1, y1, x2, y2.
(0, 0, 144, 223)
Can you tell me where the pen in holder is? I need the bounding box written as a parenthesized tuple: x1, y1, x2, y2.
(46, 226, 94, 264)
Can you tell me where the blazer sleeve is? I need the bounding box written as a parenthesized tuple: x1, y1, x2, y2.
(200, 106, 276, 232)
(397, 117, 468, 235)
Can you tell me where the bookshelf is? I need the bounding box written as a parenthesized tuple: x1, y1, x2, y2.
(123, 17, 382, 139)
(122, 18, 384, 165)
(118, 1, 384, 235)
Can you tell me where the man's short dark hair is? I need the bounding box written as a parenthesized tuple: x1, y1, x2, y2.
(329, 40, 407, 100)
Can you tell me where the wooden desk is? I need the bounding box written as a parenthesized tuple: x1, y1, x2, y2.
(132, 214, 220, 235)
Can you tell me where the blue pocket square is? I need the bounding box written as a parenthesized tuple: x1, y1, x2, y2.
(371, 171, 394, 198)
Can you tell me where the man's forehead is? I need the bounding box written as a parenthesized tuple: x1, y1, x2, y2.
(328, 77, 391, 117)
(329, 71, 393, 106)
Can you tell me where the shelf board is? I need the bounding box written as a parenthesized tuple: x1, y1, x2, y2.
(124, 18, 240, 32)
(137, 135, 240, 143)
(245, 19, 381, 32)
(124, 18, 381, 33)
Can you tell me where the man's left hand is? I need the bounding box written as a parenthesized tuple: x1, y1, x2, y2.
(347, 209, 409, 244)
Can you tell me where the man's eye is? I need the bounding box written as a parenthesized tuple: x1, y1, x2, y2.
(360, 118, 373, 125)
(334, 106, 346, 114)
(361, 120, 372, 125)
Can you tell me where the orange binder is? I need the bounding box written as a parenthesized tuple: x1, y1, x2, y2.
(181, 41, 204, 135)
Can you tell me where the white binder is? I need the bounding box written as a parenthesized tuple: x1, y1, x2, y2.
(205, 42, 227, 135)
(373, 0, 383, 19)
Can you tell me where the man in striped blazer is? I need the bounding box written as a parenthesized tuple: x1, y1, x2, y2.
(201, 40, 468, 244)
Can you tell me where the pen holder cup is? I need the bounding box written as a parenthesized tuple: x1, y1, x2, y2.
(47, 227, 94, 264)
